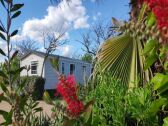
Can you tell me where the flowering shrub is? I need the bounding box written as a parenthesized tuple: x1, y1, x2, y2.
(139, 0, 168, 37)
(56, 75, 84, 117)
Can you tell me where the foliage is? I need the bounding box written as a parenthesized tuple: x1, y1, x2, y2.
(81, 53, 93, 63)
(43, 75, 95, 126)
(33, 77, 45, 100)
(86, 72, 127, 126)
(0, 0, 43, 125)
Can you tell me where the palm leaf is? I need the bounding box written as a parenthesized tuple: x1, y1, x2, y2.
(96, 34, 151, 87)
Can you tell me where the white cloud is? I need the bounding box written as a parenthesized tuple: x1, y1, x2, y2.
(16, 0, 89, 43)
(57, 45, 73, 57)
(74, 16, 89, 29)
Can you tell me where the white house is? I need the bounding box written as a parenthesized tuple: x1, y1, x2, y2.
(20, 51, 93, 89)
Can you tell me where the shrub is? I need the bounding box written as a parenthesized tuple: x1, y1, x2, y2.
(86, 72, 128, 126)
(33, 77, 45, 100)
(20, 76, 45, 100)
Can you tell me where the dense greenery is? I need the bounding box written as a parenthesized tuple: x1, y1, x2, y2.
(0, 0, 168, 126)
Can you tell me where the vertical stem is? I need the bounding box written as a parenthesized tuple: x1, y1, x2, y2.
(6, 3, 12, 90)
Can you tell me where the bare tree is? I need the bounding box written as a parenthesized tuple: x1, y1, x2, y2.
(78, 20, 116, 56)
(16, 39, 39, 56)
(40, 29, 67, 77)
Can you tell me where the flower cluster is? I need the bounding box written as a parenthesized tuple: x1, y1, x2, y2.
(139, 0, 168, 30)
(56, 75, 84, 117)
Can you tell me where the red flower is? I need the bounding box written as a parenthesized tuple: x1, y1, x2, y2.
(140, 0, 168, 30)
(56, 75, 84, 117)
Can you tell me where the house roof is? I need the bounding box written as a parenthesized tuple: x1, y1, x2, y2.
(20, 50, 92, 65)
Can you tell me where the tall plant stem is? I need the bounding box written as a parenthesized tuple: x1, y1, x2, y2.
(6, 3, 12, 90)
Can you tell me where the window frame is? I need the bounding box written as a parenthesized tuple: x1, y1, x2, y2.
(31, 61, 38, 75)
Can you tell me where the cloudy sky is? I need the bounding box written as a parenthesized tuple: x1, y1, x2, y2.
(0, 0, 129, 62)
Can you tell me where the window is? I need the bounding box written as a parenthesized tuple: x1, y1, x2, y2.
(70, 64, 75, 75)
(31, 61, 38, 75)
(62, 63, 65, 74)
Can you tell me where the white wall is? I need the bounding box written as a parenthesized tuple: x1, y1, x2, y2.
(20, 53, 93, 89)
(44, 58, 59, 89)
(20, 54, 45, 77)
(59, 57, 92, 85)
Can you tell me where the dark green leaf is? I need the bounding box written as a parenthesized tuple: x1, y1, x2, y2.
(10, 66, 26, 75)
(0, 0, 5, 8)
(0, 70, 7, 78)
(0, 48, 6, 56)
(10, 50, 18, 61)
(62, 119, 76, 126)
(148, 98, 167, 116)
(10, 4, 24, 12)
(0, 32, 6, 41)
(0, 83, 9, 93)
(10, 30, 18, 37)
(11, 11, 21, 19)
(144, 47, 158, 70)
(0, 25, 5, 32)
(34, 107, 43, 113)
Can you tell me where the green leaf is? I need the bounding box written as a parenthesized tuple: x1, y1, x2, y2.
(0, 83, 9, 93)
(34, 107, 43, 113)
(11, 11, 21, 19)
(0, 0, 5, 8)
(144, 54, 157, 70)
(10, 30, 18, 37)
(10, 50, 18, 61)
(143, 39, 157, 55)
(62, 119, 76, 126)
(50, 58, 59, 71)
(163, 117, 168, 126)
(0, 110, 12, 125)
(10, 4, 24, 12)
(82, 100, 95, 123)
(0, 48, 6, 56)
(43, 91, 53, 105)
(0, 32, 6, 41)
(151, 73, 168, 90)
(96, 33, 151, 87)
(0, 70, 7, 78)
(138, 3, 148, 22)
(148, 98, 167, 116)
(0, 25, 5, 32)
(146, 12, 156, 27)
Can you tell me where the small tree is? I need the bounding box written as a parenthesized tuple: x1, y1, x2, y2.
(16, 39, 39, 56)
(40, 29, 67, 77)
(78, 20, 115, 56)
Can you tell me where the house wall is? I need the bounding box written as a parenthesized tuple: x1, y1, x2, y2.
(44, 58, 59, 89)
(59, 57, 92, 85)
(20, 53, 92, 89)
(20, 54, 45, 77)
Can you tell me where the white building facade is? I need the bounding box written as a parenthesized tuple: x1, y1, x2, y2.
(20, 51, 93, 89)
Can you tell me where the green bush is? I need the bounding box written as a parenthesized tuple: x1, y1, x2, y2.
(20, 76, 45, 100)
(33, 77, 45, 100)
(86, 73, 128, 126)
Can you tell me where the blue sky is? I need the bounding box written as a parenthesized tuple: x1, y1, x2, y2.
(0, 0, 130, 60)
